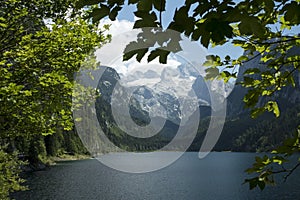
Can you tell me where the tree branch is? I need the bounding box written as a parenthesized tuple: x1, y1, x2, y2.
(159, 0, 163, 28)
(253, 37, 300, 45)
(284, 162, 300, 182)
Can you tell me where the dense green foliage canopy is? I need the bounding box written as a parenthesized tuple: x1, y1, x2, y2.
(78, 0, 300, 190)
(0, 0, 109, 198)
(0, 0, 107, 139)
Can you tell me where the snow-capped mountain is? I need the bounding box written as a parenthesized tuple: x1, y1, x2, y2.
(95, 63, 214, 126)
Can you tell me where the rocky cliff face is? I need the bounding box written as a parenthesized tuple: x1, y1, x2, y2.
(95, 64, 213, 126)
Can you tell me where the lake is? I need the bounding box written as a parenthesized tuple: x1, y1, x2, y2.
(13, 152, 300, 200)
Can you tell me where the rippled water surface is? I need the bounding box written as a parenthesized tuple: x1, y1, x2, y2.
(13, 152, 300, 200)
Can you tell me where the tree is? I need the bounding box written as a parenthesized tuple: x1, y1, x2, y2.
(0, 0, 109, 197)
(78, 0, 300, 190)
(0, 146, 27, 200)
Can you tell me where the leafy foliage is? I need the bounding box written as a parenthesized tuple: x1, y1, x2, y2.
(0, 0, 109, 198)
(0, 146, 27, 200)
(1, 16, 104, 139)
(244, 126, 300, 190)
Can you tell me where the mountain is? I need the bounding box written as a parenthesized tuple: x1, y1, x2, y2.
(91, 45, 300, 153)
(94, 66, 179, 152)
(92, 63, 218, 152)
(96, 63, 213, 125)
(213, 46, 300, 152)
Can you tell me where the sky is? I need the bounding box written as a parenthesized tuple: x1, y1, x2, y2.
(106, 0, 244, 60)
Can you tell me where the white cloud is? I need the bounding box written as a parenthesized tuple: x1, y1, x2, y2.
(97, 19, 138, 75)
(101, 18, 134, 36)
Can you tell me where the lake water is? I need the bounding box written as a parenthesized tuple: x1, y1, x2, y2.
(13, 152, 300, 200)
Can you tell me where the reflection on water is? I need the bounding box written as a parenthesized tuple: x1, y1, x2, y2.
(13, 152, 300, 200)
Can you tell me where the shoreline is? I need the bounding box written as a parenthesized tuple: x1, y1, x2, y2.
(23, 151, 290, 172)
(22, 154, 91, 172)
(48, 154, 91, 164)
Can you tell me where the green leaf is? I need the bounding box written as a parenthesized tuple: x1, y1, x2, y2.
(262, 0, 275, 14)
(238, 16, 266, 37)
(203, 55, 221, 67)
(109, 6, 122, 20)
(272, 156, 286, 165)
(128, 0, 139, 4)
(200, 31, 210, 48)
(283, 2, 300, 24)
(147, 48, 170, 64)
(205, 67, 219, 80)
(123, 48, 148, 62)
(245, 177, 259, 190)
(137, 0, 152, 11)
(238, 55, 248, 62)
(266, 101, 280, 117)
(172, 6, 195, 36)
(133, 11, 158, 28)
(136, 48, 148, 62)
(243, 76, 254, 87)
(153, 0, 166, 12)
(205, 19, 233, 43)
(287, 74, 296, 87)
(244, 68, 260, 75)
(257, 180, 266, 190)
(90, 6, 110, 23)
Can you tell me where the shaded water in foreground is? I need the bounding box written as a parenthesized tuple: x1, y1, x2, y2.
(13, 152, 300, 200)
